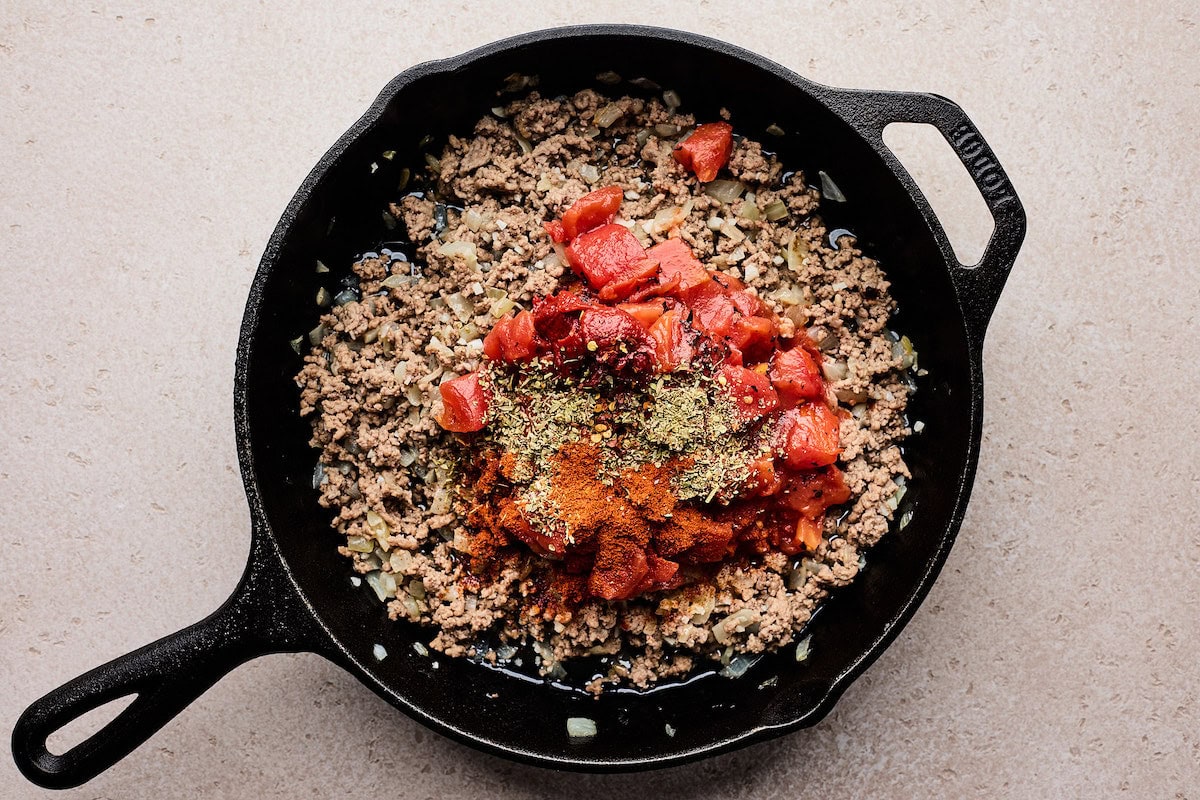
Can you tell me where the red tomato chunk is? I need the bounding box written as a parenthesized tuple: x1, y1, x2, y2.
(562, 185, 624, 240)
(436, 372, 490, 433)
(673, 122, 734, 183)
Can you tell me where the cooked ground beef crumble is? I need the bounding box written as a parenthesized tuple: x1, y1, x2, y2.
(296, 89, 913, 691)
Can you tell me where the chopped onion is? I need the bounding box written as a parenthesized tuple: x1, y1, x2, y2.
(389, 550, 413, 574)
(795, 635, 812, 662)
(664, 723, 676, 738)
(743, 264, 761, 282)
(429, 486, 451, 516)
(372, 643, 388, 661)
(738, 201, 761, 221)
(490, 105, 507, 118)
(566, 718, 597, 739)
(346, 535, 373, 553)
(594, 103, 624, 128)
(704, 179, 745, 204)
(316, 287, 332, 306)
(662, 89, 682, 111)
(307, 323, 328, 346)
(380, 274, 410, 289)
(516, 135, 533, 155)
(443, 292, 474, 323)
(719, 653, 761, 679)
(595, 70, 622, 85)
(766, 123, 785, 136)
(365, 571, 392, 601)
(405, 385, 424, 406)
(413, 641, 429, 657)
(312, 462, 327, 489)
(629, 76, 661, 90)
(424, 152, 441, 172)
(436, 241, 479, 271)
(407, 578, 426, 600)
(579, 163, 601, 183)
(786, 234, 810, 272)
(899, 508, 914, 530)
(818, 170, 847, 202)
(654, 123, 680, 137)
(491, 297, 517, 319)
(289, 336, 303, 355)
(764, 200, 789, 221)
(913, 420, 926, 433)
(712, 608, 762, 645)
(315, 259, 330, 273)
(822, 361, 849, 382)
(463, 209, 487, 232)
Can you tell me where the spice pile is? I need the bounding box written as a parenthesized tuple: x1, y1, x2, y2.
(296, 87, 914, 690)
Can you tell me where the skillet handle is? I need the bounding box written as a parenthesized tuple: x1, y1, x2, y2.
(11, 532, 320, 789)
(818, 88, 1027, 345)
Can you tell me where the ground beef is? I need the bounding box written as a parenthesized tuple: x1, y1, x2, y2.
(296, 90, 914, 690)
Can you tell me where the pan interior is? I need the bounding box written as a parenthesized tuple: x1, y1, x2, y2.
(240, 30, 976, 766)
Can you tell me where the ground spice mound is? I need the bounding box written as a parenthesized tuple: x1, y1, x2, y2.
(295, 87, 916, 691)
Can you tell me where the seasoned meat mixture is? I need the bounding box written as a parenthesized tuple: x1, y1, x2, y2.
(296, 88, 915, 690)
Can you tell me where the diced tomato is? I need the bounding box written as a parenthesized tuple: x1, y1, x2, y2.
(626, 273, 680, 302)
(647, 238, 710, 292)
(596, 258, 661, 302)
(744, 456, 785, 497)
(728, 290, 765, 318)
(618, 300, 669, 330)
(774, 403, 841, 469)
(779, 467, 851, 517)
(647, 308, 693, 372)
(683, 281, 737, 339)
(776, 515, 823, 555)
(589, 546, 648, 601)
(632, 552, 682, 595)
(435, 371, 490, 433)
(709, 270, 746, 292)
(531, 290, 594, 342)
(542, 220, 567, 243)
(770, 346, 824, 403)
(481, 310, 539, 362)
(561, 185, 623, 240)
(566, 223, 655, 296)
(577, 306, 657, 373)
(672, 122, 734, 183)
(721, 363, 779, 424)
(728, 315, 776, 354)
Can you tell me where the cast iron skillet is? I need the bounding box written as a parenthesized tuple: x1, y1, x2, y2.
(13, 24, 1025, 788)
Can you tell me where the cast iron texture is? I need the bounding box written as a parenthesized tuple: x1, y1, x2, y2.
(13, 24, 1025, 788)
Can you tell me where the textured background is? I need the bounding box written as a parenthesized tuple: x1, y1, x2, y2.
(2, 2, 1197, 798)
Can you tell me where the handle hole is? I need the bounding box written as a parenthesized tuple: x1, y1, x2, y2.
(882, 122, 995, 267)
(45, 694, 137, 756)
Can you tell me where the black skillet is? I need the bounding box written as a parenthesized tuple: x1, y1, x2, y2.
(12, 25, 1025, 788)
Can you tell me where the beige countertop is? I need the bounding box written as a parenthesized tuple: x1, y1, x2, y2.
(2, 3, 1197, 797)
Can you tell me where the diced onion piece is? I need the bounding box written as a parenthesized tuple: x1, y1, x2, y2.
(365, 571, 392, 601)
(654, 123, 680, 137)
(463, 209, 487, 232)
(316, 287, 332, 306)
(594, 103, 624, 128)
(662, 89, 682, 110)
(764, 200, 789, 221)
(491, 297, 516, 319)
(766, 123, 785, 136)
(738, 201, 761, 221)
(490, 105, 507, 117)
(372, 643, 388, 661)
(819, 170, 847, 202)
(795, 635, 813, 662)
(424, 153, 441, 172)
(822, 361, 849, 382)
(719, 653, 760, 679)
(315, 259, 330, 273)
(443, 292, 474, 323)
(566, 718, 597, 739)
(308, 323, 328, 346)
(413, 641, 429, 656)
(596, 70, 621, 85)
(381, 274, 410, 289)
(516, 135, 533, 155)
(704, 179, 745, 204)
(436, 241, 479, 271)
(289, 336, 303, 354)
(786, 233, 810, 272)
(346, 535, 373, 553)
(484, 286, 507, 301)
(579, 163, 600, 183)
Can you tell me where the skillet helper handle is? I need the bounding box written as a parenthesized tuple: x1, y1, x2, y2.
(820, 88, 1027, 344)
(11, 535, 316, 790)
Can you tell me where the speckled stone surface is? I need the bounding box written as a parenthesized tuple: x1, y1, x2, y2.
(2, 3, 1197, 797)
